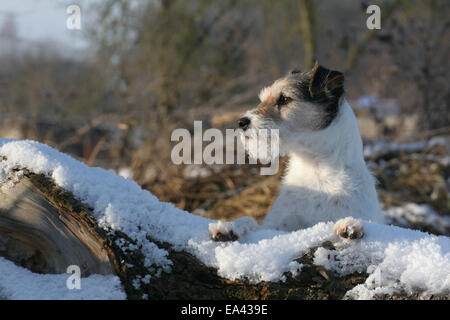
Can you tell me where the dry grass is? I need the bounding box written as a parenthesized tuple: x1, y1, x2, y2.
(142, 131, 449, 236)
(143, 159, 288, 223)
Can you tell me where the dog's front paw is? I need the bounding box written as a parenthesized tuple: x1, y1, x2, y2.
(209, 221, 238, 242)
(333, 217, 364, 240)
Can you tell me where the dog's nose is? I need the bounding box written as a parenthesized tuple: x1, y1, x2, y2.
(238, 117, 251, 130)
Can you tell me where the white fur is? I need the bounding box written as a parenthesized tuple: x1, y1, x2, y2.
(258, 79, 289, 102)
(210, 99, 384, 239)
(262, 99, 384, 230)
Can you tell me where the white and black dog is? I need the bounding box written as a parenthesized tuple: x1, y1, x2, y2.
(210, 62, 384, 241)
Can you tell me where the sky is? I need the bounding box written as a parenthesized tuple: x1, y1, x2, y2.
(0, 0, 93, 53)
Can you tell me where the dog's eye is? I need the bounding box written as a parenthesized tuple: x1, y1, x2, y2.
(276, 94, 291, 109)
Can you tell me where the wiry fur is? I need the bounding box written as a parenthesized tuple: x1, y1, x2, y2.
(261, 99, 384, 231)
(210, 63, 384, 242)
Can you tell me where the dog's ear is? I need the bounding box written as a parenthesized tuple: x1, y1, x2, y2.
(308, 62, 344, 99)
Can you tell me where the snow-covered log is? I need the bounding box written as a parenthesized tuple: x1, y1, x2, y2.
(0, 140, 449, 300)
(0, 170, 366, 299)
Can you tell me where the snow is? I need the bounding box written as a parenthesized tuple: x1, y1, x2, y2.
(0, 139, 449, 299)
(314, 223, 450, 299)
(364, 141, 427, 158)
(117, 167, 133, 179)
(356, 95, 379, 108)
(212, 222, 332, 282)
(0, 257, 125, 300)
(353, 96, 400, 117)
(384, 203, 450, 235)
(183, 164, 212, 178)
(363, 136, 449, 158)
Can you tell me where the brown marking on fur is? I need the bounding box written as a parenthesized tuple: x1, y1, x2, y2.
(254, 94, 281, 120)
(308, 61, 320, 96)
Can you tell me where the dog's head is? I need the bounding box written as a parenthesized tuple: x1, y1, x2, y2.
(240, 62, 345, 157)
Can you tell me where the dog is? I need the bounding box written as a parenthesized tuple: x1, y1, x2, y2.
(210, 62, 384, 242)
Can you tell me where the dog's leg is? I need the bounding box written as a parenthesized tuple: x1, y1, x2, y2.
(209, 216, 259, 242)
(333, 217, 364, 240)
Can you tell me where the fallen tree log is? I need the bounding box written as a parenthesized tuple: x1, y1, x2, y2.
(0, 172, 118, 275)
(0, 171, 370, 300)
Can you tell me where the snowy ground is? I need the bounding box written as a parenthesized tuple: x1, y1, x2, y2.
(0, 139, 449, 299)
(384, 203, 450, 236)
(0, 257, 125, 300)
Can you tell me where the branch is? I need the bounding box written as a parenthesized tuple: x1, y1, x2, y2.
(343, 0, 402, 72)
(299, 0, 316, 69)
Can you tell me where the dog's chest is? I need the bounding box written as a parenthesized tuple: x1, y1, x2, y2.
(283, 154, 351, 195)
(263, 154, 359, 230)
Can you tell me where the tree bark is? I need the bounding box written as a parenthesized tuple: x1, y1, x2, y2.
(0, 172, 119, 276)
(0, 170, 370, 300)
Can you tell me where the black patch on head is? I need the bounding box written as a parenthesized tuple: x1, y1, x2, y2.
(288, 63, 345, 129)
